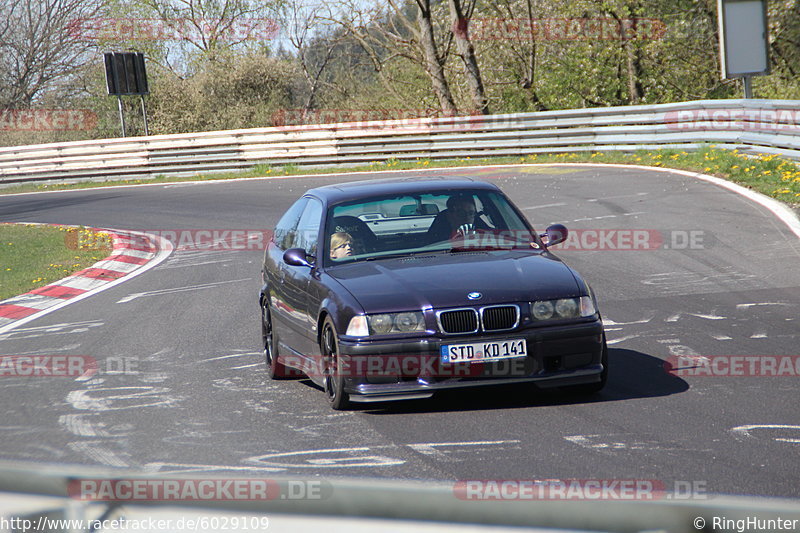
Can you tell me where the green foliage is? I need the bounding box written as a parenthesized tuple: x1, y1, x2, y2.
(148, 52, 299, 133)
(0, 225, 112, 301)
(0, 0, 798, 148)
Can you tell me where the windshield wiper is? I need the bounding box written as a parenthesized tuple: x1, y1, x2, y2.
(359, 249, 449, 262)
(449, 239, 538, 252)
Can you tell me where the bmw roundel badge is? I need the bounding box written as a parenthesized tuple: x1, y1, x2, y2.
(467, 292, 482, 300)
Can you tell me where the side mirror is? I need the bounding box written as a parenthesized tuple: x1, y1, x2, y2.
(283, 248, 313, 268)
(541, 224, 568, 247)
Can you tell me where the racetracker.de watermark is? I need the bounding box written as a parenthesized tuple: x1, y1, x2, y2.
(0, 355, 97, 378)
(665, 355, 800, 377)
(65, 229, 273, 251)
(68, 17, 279, 42)
(458, 17, 667, 41)
(551, 229, 708, 250)
(274, 353, 542, 379)
(68, 479, 330, 501)
(272, 108, 485, 131)
(0, 109, 97, 131)
(0, 355, 141, 378)
(451, 229, 709, 251)
(453, 479, 707, 500)
(663, 109, 800, 132)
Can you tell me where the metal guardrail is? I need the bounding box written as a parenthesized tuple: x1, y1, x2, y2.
(0, 99, 798, 185)
(2, 462, 800, 533)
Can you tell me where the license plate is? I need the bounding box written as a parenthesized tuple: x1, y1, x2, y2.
(440, 339, 527, 363)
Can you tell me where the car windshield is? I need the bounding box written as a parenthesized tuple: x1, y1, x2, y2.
(323, 189, 537, 265)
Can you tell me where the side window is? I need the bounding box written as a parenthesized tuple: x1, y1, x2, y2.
(273, 198, 308, 251)
(295, 198, 323, 256)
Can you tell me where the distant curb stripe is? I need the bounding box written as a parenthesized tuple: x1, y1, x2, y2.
(0, 225, 169, 334)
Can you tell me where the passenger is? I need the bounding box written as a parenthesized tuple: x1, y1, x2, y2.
(329, 232, 354, 260)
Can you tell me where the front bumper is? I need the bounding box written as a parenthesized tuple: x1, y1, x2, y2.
(337, 319, 605, 402)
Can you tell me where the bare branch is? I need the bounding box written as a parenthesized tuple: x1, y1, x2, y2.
(0, 0, 103, 107)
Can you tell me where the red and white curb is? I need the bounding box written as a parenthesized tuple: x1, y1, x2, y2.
(0, 226, 173, 334)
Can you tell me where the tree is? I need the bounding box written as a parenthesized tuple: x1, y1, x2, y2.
(282, 0, 344, 113)
(449, 0, 489, 113)
(147, 51, 299, 133)
(109, 0, 283, 76)
(332, 0, 458, 115)
(0, 0, 103, 108)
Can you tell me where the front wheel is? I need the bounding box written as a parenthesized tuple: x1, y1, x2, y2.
(321, 317, 350, 410)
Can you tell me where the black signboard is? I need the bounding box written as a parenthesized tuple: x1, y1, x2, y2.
(104, 52, 149, 96)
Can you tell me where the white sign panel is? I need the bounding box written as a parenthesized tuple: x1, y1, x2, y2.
(717, 0, 770, 78)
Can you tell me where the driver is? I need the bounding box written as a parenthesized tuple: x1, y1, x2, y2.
(329, 232, 354, 260)
(426, 195, 487, 242)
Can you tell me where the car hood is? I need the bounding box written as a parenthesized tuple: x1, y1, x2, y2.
(327, 251, 582, 313)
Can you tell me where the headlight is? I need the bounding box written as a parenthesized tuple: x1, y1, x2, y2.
(531, 296, 596, 321)
(532, 300, 554, 320)
(365, 312, 425, 335)
(555, 298, 579, 318)
(395, 312, 421, 332)
(370, 314, 393, 334)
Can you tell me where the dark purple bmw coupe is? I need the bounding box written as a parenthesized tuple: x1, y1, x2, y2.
(260, 178, 607, 409)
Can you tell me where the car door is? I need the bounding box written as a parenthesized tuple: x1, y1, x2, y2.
(279, 197, 324, 360)
(267, 197, 307, 355)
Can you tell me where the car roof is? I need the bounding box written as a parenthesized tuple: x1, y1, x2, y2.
(305, 177, 501, 205)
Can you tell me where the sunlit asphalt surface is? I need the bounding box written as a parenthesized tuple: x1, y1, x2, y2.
(1, 165, 799, 498)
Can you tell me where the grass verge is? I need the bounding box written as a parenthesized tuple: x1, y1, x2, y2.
(0, 224, 112, 301)
(0, 146, 797, 208)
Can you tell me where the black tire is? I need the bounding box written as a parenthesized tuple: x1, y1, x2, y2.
(321, 317, 350, 410)
(261, 298, 292, 380)
(563, 335, 608, 395)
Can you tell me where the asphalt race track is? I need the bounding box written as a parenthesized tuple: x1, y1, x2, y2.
(1, 165, 799, 499)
